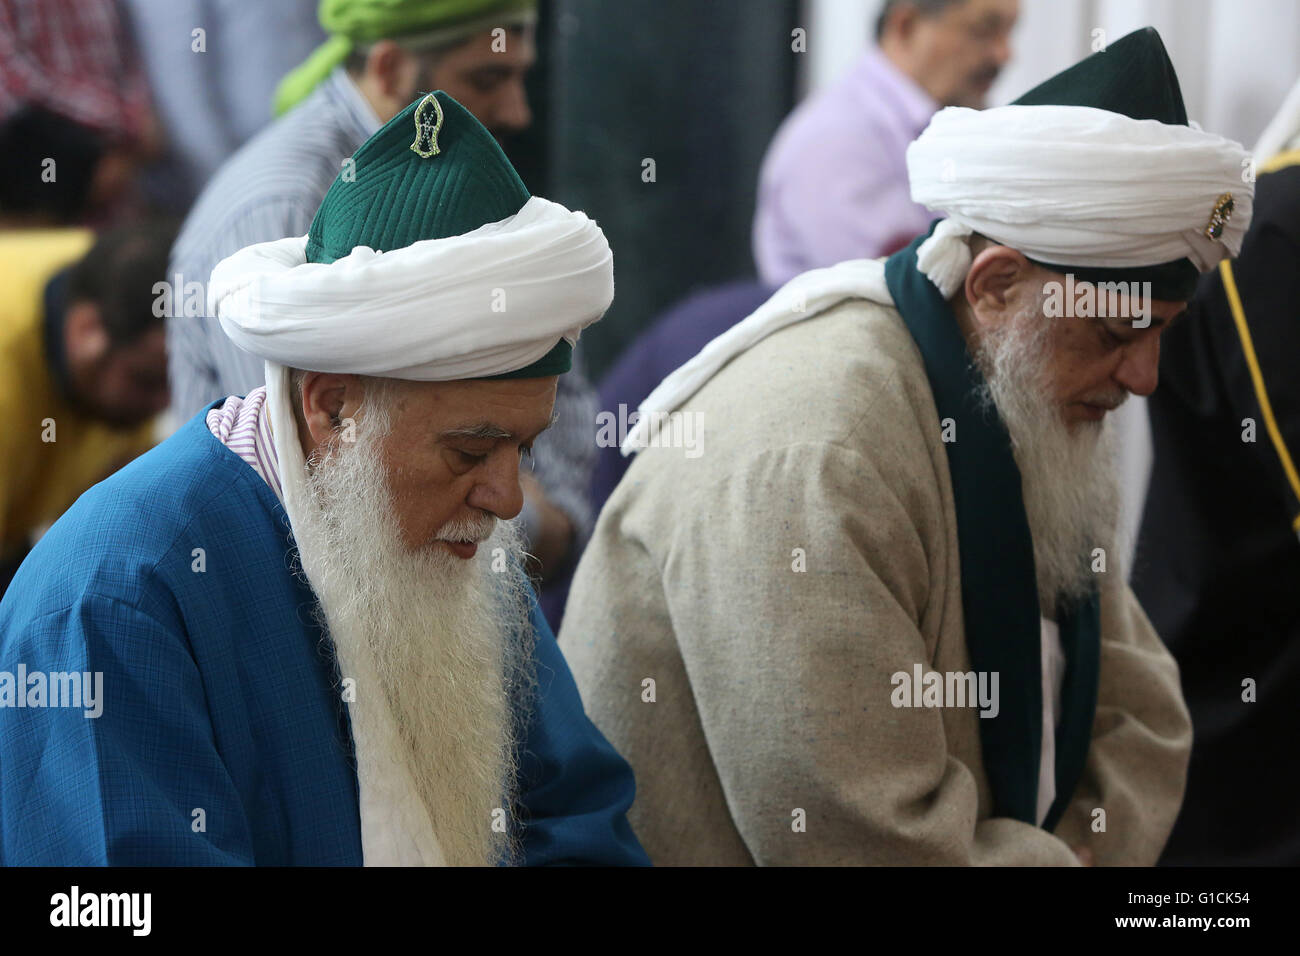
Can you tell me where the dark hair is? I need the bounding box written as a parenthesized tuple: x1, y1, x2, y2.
(0, 106, 106, 224)
(343, 36, 459, 77)
(875, 0, 968, 42)
(66, 219, 179, 348)
(342, 46, 369, 74)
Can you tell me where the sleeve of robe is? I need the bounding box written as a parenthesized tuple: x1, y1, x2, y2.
(643, 440, 1091, 864)
(0, 589, 256, 865)
(1052, 585, 1192, 865)
(514, 596, 651, 866)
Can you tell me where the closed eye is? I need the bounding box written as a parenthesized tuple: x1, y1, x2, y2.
(1095, 318, 1129, 348)
(456, 450, 488, 466)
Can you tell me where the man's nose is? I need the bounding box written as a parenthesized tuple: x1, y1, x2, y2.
(493, 81, 531, 135)
(992, 35, 1013, 67)
(1114, 332, 1161, 397)
(466, 453, 524, 520)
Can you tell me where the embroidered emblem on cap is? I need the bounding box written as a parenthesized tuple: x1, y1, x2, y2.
(1204, 192, 1235, 240)
(410, 93, 445, 159)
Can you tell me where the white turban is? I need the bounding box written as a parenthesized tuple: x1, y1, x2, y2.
(907, 105, 1254, 297)
(207, 195, 612, 380)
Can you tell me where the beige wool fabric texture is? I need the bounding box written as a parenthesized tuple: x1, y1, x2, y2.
(560, 297, 1192, 866)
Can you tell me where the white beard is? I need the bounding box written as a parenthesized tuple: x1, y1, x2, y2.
(287, 394, 535, 866)
(973, 306, 1124, 614)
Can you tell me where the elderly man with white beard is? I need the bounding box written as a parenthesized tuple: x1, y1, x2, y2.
(0, 91, 649, 866)
(560, 28, 1251, 865)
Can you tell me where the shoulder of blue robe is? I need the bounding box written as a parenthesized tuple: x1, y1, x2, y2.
(514, 600, 650, 866)
(0, 408, 649, 866)
(0, 406, 359, 865)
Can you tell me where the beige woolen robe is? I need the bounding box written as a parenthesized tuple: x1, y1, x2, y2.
(559, 295, 1192, 866)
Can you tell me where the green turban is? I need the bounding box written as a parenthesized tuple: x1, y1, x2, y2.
(274, 0, 537, 117)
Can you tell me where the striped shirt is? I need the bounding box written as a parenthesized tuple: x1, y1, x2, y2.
(169, 67, 598, 547)
(206, 387, 282, 504)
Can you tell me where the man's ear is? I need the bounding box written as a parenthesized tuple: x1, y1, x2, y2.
(963, 245, 1033, 321)
(64, 301, 109, 366)
(884, 2, 921, 43)
(299, 372, 364, 453)
(364, 39, 417, 101)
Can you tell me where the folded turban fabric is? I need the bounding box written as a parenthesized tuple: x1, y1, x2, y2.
(908, 27, 1254, 301)
(209, 195, 612, 381)
(274, 0, 537, 116)
(907, 104, 1253, 299)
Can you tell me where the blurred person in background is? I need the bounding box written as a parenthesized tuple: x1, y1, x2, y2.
(753, 0, 1017, 285)
(0, 221, 175, 595)
(122, 0, 327, 211)
(1132, 78, 1300, 866)
(0, 107, 107, 228)
(0, 0, 162, 224)
(169, 0, 594, 583)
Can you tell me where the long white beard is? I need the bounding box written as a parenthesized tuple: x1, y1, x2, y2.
(974, 306, 1123, 613)
(287, 395, 535, 866)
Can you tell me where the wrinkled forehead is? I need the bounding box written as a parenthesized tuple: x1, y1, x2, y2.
(388, 375, 557, 437)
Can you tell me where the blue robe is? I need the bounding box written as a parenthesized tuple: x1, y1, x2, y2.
(0, 406, 649, 866)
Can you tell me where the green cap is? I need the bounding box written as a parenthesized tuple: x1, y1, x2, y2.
(1011, 27, 1199, 300)
(306, 90, 571, 377)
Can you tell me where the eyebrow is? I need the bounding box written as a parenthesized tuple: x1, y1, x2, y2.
(1101, 304, 1187, 332)
(464, 65, 518, 80)
(1143, 307, 1188, 331)
(439, 415, 557, 444)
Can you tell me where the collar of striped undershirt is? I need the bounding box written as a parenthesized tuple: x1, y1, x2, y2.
(206, 387, 284, 505)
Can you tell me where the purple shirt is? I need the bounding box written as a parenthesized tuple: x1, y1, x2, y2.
(753, 47, 940, 285)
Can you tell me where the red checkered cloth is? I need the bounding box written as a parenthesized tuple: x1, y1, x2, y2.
(0, 0, 151, 143)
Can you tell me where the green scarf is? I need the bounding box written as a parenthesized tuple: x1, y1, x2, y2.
(884, 225, 1101, 831)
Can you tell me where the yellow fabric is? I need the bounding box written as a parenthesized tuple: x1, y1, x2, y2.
(0, 230, 155, 562)
(1260, 148, 1300, 175)
(1221, 149, 1300, 532)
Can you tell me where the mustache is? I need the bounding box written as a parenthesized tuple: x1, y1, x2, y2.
(1079, 390, 1129, 411)
(433, 513, 498, 544)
